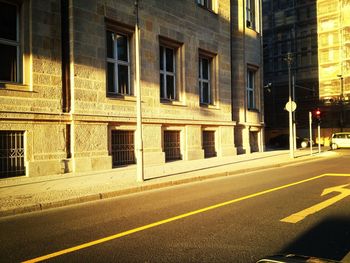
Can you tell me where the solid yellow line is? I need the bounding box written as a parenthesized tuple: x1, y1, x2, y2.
(326, 173, 350, 177)
(23, 173, 330, 263)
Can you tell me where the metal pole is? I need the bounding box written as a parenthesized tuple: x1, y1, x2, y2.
(340, 76, 344, 132)
(292, 75, 297, 150)
(309, 111, 312, 156)
(135, 0, 144, 182)
(287, 53, 294, 158)
(318, 123, 321, 154)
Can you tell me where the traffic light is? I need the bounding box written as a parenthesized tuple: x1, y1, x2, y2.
(313, 108, 322, 124)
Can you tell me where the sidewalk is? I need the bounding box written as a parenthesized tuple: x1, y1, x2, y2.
(0, 148, 337, 217)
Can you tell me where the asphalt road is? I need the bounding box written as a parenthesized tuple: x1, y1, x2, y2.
(1, 150, 350, 263)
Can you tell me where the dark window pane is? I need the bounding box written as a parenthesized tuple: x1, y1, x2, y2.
(202, 58, 209, 79)
(117, 34, 128, 62)
(107, 62, 115, 93)
(248, 90, 254, 108)
(166, 48, 174, 72)
(106, 31, 114, 58)
(166, 75, 175, 99)
(118, 65, 129, 94)
(160, 73, 164, 98)
(0, 2, 17, 41)
(160, 46, 164, 70)
(198, 59, 201, 78)
(202, 82, 209, 103)
(0, 44, 17, 82)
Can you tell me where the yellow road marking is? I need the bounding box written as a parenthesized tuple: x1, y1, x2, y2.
(281, 183, 350, 223)
(23, 173, 349, 262)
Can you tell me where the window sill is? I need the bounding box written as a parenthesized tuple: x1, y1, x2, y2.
(161, 98, 186, 107)
(197, 4, 218, 15)
(248, 108, 260, 113)
(200, 103, 219, 110)
(107, 94, 136, 102)
(0, 82, 31, 92)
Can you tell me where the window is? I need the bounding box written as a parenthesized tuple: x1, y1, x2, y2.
(111, 130, 135, 167)
(197, 0, 212, 10)
(163, 131, 181, 162)
(106, 30, 131, 96)
(246, 0, 255, 29)
(0, 131, 25, 178)
(199, 56, 212, 104)
(202, 131, 216, 158)
(247, 69, 256, 110)
(0, 2, 20, 83)
(160, 45, 176, 100)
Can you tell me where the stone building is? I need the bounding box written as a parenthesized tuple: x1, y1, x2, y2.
(0, 0, 263, 179)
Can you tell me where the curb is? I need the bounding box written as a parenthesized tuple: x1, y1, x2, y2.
(0, 153, 331, 218)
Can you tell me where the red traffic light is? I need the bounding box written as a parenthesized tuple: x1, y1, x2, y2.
(315, 109, 321, 116)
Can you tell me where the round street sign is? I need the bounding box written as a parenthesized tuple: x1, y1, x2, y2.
(285, 101, 297, 112)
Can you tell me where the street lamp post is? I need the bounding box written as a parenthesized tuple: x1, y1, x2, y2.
(286, 53, 294, 158)
(337, 74, 344, 132)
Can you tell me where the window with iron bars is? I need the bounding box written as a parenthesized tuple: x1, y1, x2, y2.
(0, 131, 25, 178)
(202, 131, 216, 158)
(164, 131, 181, 162)
(111, 130, 135, 167)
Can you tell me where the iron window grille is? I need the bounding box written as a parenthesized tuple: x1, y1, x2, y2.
(160, 45, 176, 100)
(164, 131, 181, 162)
(0, 131, 25, 178)
(199, 56, 211, 104)
(111, 130, 136, 167)
(106, 30, 131, 96)
(202, 131, 216, 158)
(0, 2, 20, 83)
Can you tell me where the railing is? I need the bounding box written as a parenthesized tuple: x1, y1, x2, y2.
(111, 130, 135, 167)
(164, 131, 181, 162)
(0, 131, 25, 178)
(202, 131, 216, 158)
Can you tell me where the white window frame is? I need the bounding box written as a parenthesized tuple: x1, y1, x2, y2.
(247, 69, 256, 110)
(246, 0, 255, 30)
(106, 31, 131, 96)
(0, 1, 20, 83)
(199, 56, 211, 105)
(160, 45, 176, 101)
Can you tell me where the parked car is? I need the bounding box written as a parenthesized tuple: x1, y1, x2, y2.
(268, 134, 310, 149)
(330, 132, 350, 150)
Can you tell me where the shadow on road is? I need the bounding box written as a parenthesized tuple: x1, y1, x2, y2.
(281, 216, 350, 261)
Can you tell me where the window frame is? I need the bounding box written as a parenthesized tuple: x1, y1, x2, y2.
(246, 0, 256, 30)
(159, 45, 176, 101)
(247, 68, 257, 110)
(0, 1, 21, 84)
(105, 20, 135, 98)
(199, 55, 212, 105)
(159, 36, 183, 103)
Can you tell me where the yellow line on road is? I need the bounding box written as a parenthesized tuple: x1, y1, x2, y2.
(23, 173, 345, 263)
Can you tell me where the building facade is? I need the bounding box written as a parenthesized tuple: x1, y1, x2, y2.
(317, 0, 350, 130)
(0, 0, 263, 179)
(262, 0, 319, 139)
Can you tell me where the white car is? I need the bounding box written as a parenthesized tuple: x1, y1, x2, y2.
(330, 132, 350, 150)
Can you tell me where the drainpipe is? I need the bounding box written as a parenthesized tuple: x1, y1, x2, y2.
(135, 0, 144, 182)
